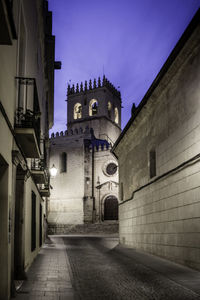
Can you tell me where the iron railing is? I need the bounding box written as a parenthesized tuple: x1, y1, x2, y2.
(15, 77, 41, 146)
(31, 158, 49, 184)
(31, 158, 45, 171)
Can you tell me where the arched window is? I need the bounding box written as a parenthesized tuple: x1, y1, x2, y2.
(60, 152, 67, 173)
(114, 107, 119, 124)
(108, 101, 112, 118)
(74, 103, 82, 119)
(89, 99, 98, 116)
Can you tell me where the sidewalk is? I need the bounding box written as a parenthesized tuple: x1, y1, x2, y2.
(14, 237, 77, 300)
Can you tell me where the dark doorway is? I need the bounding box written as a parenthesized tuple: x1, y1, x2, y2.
(14, 165, 26, 280)
(39, 204, 42, 247)
(104, 196, 118, 220)
(31, 191, 36, 252)
(0, 155, 9, 298)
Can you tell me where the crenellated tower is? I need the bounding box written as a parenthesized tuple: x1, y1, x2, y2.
(48, 76, 121, 231)
(67, 75, 121, 144)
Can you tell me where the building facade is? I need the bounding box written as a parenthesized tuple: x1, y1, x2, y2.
(0, 1, 60, 298)
(48, 77, 121, 231)
(112, 9, 200, 270)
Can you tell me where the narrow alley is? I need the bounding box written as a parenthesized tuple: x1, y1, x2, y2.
(14, 236, 200, 300)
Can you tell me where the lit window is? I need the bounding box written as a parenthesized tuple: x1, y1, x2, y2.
(89, 99, 98, 116)
(74, 103, 82, 119)
(149, 150, 156, 178)
(108, 101, 112, 118)
(114, 107, 119, 124)
(60, 152, 67, 173)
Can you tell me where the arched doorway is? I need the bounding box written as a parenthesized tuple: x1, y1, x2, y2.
(104, 196, 118, 220)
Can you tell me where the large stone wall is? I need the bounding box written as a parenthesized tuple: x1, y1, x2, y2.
(120, 159, 200, 270)
(114, 16, 200, 269)
(49, 133, 85, 224)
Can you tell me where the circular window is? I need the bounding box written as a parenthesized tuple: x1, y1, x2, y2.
(103, 161, 118, 176)
(106, 163, 117, 175)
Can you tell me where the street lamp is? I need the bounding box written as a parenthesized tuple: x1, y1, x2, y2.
(50, 164, 57, 177)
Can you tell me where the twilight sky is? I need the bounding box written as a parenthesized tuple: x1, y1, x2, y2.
(48, 0, 199, 133)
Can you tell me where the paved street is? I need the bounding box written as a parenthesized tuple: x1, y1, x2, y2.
(15, 235, 200, 300)
(64, 236, 200, 300)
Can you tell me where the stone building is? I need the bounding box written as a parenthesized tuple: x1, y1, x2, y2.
(112, 9, 200, 270)
(48, 77, 121, 231)
(0, 1, 60, 298)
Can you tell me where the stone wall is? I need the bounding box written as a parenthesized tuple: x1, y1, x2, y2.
(49, 129, 119, 225)
(114, 14, 200, 270)
(120, 159, 200, 270)
(48, 133, 85, 224)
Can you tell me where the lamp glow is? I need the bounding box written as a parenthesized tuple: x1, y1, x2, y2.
(50, 164, 57, 177)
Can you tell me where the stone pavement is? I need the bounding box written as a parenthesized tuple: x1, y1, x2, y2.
(63, 235, 200, 300)
(13, 236, 77, 300)
(13, 235, 200, 299)
(115, 244, 200, 296)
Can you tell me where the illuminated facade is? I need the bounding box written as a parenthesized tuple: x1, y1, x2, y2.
(0, 1, 60, 298)
(48, 76, 121, 232)
(112, 10, 200, 270)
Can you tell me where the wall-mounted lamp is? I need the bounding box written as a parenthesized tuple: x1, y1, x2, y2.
(86, 177, 90, 185)
(50, 164, 57, 177)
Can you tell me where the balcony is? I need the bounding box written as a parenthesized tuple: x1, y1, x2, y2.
(0, 0, 17, 45)
(40, 183, 50, 197)
(14, 78, 41, 158)
(31, 158, 48, 184)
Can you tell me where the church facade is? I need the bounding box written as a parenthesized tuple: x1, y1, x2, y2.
(48, 76, 121, 230)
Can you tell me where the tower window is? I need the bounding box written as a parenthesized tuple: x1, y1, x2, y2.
(60, 152, 67, 173)
(149, 150, 156, 178)
(108, 101, 112, 118)
(114, 107, 119, 124)
(89, 99, 98, 116)
(74, 103, 82, 119)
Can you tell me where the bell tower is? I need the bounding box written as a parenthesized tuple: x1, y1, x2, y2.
(67, 76, 122, 144)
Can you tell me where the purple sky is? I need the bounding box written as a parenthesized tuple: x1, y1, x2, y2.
(48, 0, 199, 134)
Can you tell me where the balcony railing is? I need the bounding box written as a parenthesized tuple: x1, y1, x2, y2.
(31, 158, 48, 185)
(15, 108, 41, 146)
(31, 158, 46, 170)
(40, 179, 50, 197)
(14, 77, 41, 158)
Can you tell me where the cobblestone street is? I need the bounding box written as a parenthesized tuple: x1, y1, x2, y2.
(64, 236, 200, 300)
(15, 235, 200, 300)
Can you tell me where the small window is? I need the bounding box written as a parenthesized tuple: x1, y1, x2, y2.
(108, 101, 112, 118)
(121, 182, 124, 201)
(114, 107, 119, 124)
(89, 99, 98, 116)
(74, 103, 82, 119)
(60, 152, 67, 173)
(149, 150, 156, 178)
